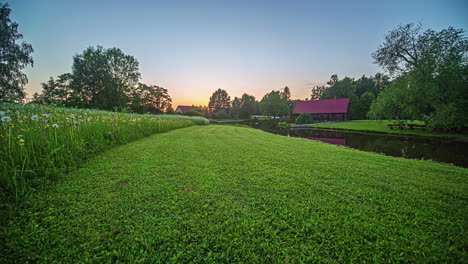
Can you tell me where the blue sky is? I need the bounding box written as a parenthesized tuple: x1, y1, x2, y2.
(8, 0, 468, 107)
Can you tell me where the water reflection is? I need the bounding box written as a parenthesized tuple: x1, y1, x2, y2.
(256, 124, 468, 168)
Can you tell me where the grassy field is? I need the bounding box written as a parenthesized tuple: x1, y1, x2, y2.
(309, 120, 468, 140)
(0, 103, 208, 203)
(1, 125, 466, 263)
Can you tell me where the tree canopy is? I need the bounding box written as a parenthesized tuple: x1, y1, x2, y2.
(70, 46, 140, 110)
(370, 23, 468, 130)
(128, 83, 172, 114)
(260, 90, 289, 117)
(208, 88, 231, 112)
(0, 3, 34, 103)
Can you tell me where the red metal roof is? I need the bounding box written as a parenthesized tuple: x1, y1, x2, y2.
(176, 105, 196, 113)
(292, 98, 349, 114)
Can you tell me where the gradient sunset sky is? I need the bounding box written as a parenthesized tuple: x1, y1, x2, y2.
(8, 0, 468, 108)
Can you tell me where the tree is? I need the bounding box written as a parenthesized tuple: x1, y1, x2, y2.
(230, 96, 241, 118)
(208, 88, 230, 112)
(327, 74, 339, 86)
(281, 86, 291, 101)
(259, 90, 289, 117)
(310, 85, 327, 100)
(128, 83, 172, 114)
(70, 46, 140, 110)
(371, 23, 468, 130)
(321, 76, 356, 99)
(238, 93, 256, 118)
(0, 3, 34, 103)
(33, 73, 72, 105)
(166, 106, 175, 114)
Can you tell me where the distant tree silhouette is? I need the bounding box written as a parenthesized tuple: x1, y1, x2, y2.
(208, 88, 231, 113)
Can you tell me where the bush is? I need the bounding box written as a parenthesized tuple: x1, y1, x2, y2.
(214, 110, 230, 119)
(184, 110, 204, 117)
(295, 113, 314, 124)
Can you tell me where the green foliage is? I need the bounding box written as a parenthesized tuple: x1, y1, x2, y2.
(208, 89, 231, 113)
(70, 46, 140, 110)
(371, 23, 468, 130)
(230, 93, 256, 118)
(295, 113, 314, 124)
(128, 83, 172, 114)
(32, 73, 72, 105)
(259, 90, 289, 117)
(320, 74, 387, 120)
(1, 126, 466, 262)
(321, 76, 356, 99)
(184, 109, 204, 117)
(165, 107, 175, 114)
(213, 109, 230, 119)
(0, 103, 208, 202)
(0, 3, 34, 103)
(310, 85, 327, 100)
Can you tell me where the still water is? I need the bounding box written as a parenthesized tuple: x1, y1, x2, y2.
(250, 122, 468, 168)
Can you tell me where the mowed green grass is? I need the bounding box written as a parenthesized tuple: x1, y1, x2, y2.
(1, 125, 466, 263)
(309, 120, 468, 140)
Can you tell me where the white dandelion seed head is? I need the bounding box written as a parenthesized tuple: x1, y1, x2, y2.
(0, 111, 5, 116)
(1, 116, 11, 122)
(65, 118, 70, 122)
(31, 115, 39, 121)
(52, 124, 59, 128)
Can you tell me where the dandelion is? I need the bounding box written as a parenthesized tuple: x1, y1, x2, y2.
(1, 116, 11, 122)
(65, 118, 70, 122)
(0, 111, 5, 116)
(31, 115, 39, 121)
(52, 124, 59, 128)
(42, 114, 50, 118)
(18, 139, 25, 146)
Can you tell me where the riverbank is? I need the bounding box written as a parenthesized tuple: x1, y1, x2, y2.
(307, 120, 468, 140)
(1, 125, 466, 263)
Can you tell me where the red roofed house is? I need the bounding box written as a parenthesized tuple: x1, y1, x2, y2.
(292, 98, 350, 121)
(175, 105, 196, 114)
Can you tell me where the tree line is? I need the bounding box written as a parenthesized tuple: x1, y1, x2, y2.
(1, 2, 466, 130)
(32, 46, 172, 114)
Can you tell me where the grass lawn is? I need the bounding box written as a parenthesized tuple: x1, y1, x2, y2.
(309, 120, 468, 140)
(1, 125, 466, 263)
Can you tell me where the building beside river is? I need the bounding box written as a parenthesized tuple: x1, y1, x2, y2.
(292, 98, 350, 121)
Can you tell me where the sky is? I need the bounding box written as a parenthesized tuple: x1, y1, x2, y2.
(8, 0, 468, 108)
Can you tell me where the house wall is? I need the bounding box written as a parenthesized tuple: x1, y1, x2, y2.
(175, 108, 183, 114)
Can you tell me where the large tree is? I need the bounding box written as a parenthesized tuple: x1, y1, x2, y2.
(70, 46, 140, 110)
(0, 3, 33, 103)
(370, 23, 468, 130)
(208, 88, 231, 112)
(260, 90, 289, 117)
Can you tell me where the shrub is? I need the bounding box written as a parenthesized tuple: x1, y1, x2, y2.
(295, 113, 314, 124)
(184, 110, 204, 117)
(214, 110, 230, 119)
